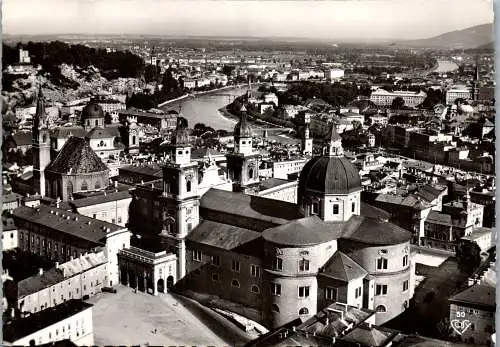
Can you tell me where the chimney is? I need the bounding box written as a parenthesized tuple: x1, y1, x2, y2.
(39, 268, 43, 276)
(55, 262, 59, 269)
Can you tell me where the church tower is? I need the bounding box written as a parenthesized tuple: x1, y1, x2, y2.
(32, 85, 51, 196)
(161, 119, 200, 281)
(302, 123, 313, 156)
(126, 116, 140, 154)
(226, 106, 260, 192)
(472, 55, 480, 101)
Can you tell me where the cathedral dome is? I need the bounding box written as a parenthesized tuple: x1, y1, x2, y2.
(298, 155, 361, 195)
(234, 106, 252, 139)
(81, 102, 105, 120)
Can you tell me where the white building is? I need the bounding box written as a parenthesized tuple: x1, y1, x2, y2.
(446, 87, 472, 105)
(326, 68, 345, 80)
(370, 89, 427, 107)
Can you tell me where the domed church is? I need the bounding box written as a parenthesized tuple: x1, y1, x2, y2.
(127, 115, 416, 329)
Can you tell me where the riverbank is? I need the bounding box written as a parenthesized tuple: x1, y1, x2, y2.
(219, 105, 293, 132)
(158, 84, 248, 108)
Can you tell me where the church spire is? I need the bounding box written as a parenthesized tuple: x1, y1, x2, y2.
(326, 123, 343, 157)
(34, 85, 47, 128)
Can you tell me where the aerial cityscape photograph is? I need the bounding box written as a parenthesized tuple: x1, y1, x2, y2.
(0, 0, 497, 346)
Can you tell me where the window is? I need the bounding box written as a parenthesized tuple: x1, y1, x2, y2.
(312, 202, 319, 215)
(231, 260, 240, 272)
(272, 304, 280, 312)
(211, 255, 220, 266)
(298, 286, 310, 298)
(92, 214, 97, 219)
(251, 285, 260, 294)
(250, 265, 260, 277)
(273, 258, 283, 271)
(403, 280, 409, 292)
(333, 204, 339, 215)
(95, 181, 101, 190)
(352, 202, 355, 213)
(376, 305, 387, 313)
(132, 135, 136, 145)
(186, 180, 192, 192)
(81, 181, 88, 191)
(271, 283, 281, 296)
(299, 259, 310, 272)
(376, 285, 388, 296)
(299, 307, 309, 315)
(192, 250, 202, 262)
(355, 287, 362, 298)
(376, 258, 388, 270)
(10, 233, 13, 239)
(231, 279, 240, 288)
(212, 273, 219, 281)
(95, 120, 98, 126)
(187, 223, 192, 232)
(325, 287, 337, 301)
(402, 255, 409, 267)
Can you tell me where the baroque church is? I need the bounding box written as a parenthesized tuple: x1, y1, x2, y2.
(126, 108, 416, 328)
(31, 86, 138, 200)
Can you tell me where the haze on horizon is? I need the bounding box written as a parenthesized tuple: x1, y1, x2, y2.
(3, 0, 494, 41)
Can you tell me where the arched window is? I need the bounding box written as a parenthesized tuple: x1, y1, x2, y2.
(248, 168, 254, 179)
(87, 120, 90, 126)
(271, 304, 280, 312)
(42, 134, 47, 143)
(251, 285, 260, 293)
(95, 181, 101, 190)
(66, 181, 73, 198)
(186, 180, 192, 192)
(231, 279, 240, 288)
(132, 135, 136, 145)
(299, 307, 309, 315)
(99, 140, 105, 147)
(81, 181, 88, 191)
(95, 120, 98, 127)
(376, 305, 386, 313)
(402, 255, 409, 267)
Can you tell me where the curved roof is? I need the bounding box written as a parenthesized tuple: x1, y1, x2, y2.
(45, 137, 108, 174)
(299, 156, 362, 196)
(262, 216, 340, 247)
(234, 108, 252, 139)
(341, 215, 412, 245)
(85, 127, 116, 140)
(81, 102, 104, 120)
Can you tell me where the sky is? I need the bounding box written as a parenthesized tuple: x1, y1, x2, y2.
(3, 0, 494, 41)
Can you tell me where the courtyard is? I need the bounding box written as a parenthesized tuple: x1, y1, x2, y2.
(87, 285, 256, 346)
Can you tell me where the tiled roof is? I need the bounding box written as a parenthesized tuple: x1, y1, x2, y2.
(50, 126, 86, 139)
(425, 210, 452, 226)
(320, 251, 368, 282)
(449, 283, 495, 309)
(375, 194, 432, 210)
(341, 215, 412, 245)
(45, 136, 108, 174)
(11, 132, 32, 146)
(69, 190, 132, 208)
(200, 189, 304, 229)
(3, 300, 93, 343)
(59, 252, 106, 277)
(85, 126, 117, 140)
(119, 164, 163, 178)
(17, 267, 64, 298)
(186, 220, 261, 250)
(360, 202, 391, 221)
(191, 147, 224, 159)
(340, 323, 394, 346)
(255, 178, 295, 192)
(262, 216, 341, 247)
(11, 205, 123, 246)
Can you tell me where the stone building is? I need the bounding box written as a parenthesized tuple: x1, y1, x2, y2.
(11, 205, 131, 287)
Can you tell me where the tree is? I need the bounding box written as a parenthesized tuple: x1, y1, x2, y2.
(456, 241, 481, 273)
(391, 97, 405, 110)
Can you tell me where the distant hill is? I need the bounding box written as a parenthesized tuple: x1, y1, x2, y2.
(394, 23, 494, 49)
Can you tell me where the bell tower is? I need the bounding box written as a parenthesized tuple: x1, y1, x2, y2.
(126, 116, 139, 154)
(161, 119, 200, 281)
(32, 85, 51, 196)
(302, 123, 313, 156)
(226, 106, 260, 192)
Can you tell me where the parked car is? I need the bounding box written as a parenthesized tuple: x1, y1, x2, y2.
(102, 287, 117, 293)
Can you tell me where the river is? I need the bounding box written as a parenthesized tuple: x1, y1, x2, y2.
(160, 86, 251, 131)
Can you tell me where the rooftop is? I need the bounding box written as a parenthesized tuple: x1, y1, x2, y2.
(45, 136, 108, 175)
(69, 190, 132, 208)
(262, 216, 340, 247)
(11, 205, 124, 247)
(319, 251, 368, 282)
(3, 300, 93, 343)
(17, 267, 65, 298)
(449, 283, 495, 309)
(341, 322, 397, 346)
(341, 215, 412, 245)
